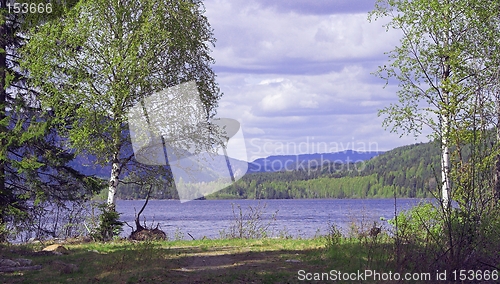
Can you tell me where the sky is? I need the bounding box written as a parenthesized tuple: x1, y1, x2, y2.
(202, 0, 431, 161)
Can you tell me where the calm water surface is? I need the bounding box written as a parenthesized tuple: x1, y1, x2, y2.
(116, 199, 426, 239)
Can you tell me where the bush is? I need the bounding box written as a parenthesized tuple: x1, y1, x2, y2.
(390, 202, 442, 246)
(222, 202, 278, 239)
(90, 203, 123, 242)
(387, 201, 500, 272)
(324, 222, 342, 249)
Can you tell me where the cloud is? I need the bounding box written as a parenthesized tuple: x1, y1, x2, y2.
(204, 0, 429, 159)
(213, 0, 378, 16)
(206, 1, 400, 75)
(253, 0, 378, 15)
(218, 65, 393, 117)
(213, 63, 423, 159)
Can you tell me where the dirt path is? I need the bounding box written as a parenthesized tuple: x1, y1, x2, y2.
(0, 239, 326, 283)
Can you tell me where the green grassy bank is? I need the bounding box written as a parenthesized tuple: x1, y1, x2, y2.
(1, 237, 399, 284)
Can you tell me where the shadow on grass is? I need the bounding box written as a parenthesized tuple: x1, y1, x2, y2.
(0, 238, 403, 284)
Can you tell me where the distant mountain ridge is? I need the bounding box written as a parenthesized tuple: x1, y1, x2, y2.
(71, 149, 384, 178)
(247, 150, 384, 173)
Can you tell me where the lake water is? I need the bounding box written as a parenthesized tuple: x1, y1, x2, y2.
(116, 199, 427, 240)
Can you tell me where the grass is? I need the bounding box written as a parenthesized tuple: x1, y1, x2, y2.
(0, 238, 329, 284)
(11, 231, 477, 284)
(0, 236, 405, 284)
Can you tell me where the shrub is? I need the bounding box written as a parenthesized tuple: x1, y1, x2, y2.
(90, 203, 123, 242)
(223, 202, 278, 239)
(324, 222, 342, 249)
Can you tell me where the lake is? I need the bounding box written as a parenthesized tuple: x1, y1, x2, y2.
(116, 198, 427, 240)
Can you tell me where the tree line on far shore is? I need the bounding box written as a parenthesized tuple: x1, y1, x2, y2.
(116, 141, 440, 200)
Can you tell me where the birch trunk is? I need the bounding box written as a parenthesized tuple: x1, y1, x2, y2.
(441, 114, 451, 208)
(107, 148, 121, 205)
(441, 17, 451, 209)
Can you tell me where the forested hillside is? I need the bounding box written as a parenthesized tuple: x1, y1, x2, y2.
(210, 141, 440, 199)
(116, 141, 441, 199)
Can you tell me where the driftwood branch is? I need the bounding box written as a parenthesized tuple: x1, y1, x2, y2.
(134, 184, 153, 231)
(122, 221, 134, 231)
(129, 183, 166, 241)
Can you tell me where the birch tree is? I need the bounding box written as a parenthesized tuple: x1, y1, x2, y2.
(22, 0, 221, 207)
(369, 0, 490, 208)
(370, 0, 500, 269)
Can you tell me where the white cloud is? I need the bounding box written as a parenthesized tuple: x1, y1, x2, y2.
(203, 0, 429, 159)
(206, 1, 400, 73)
(258, 78, 284, 85)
